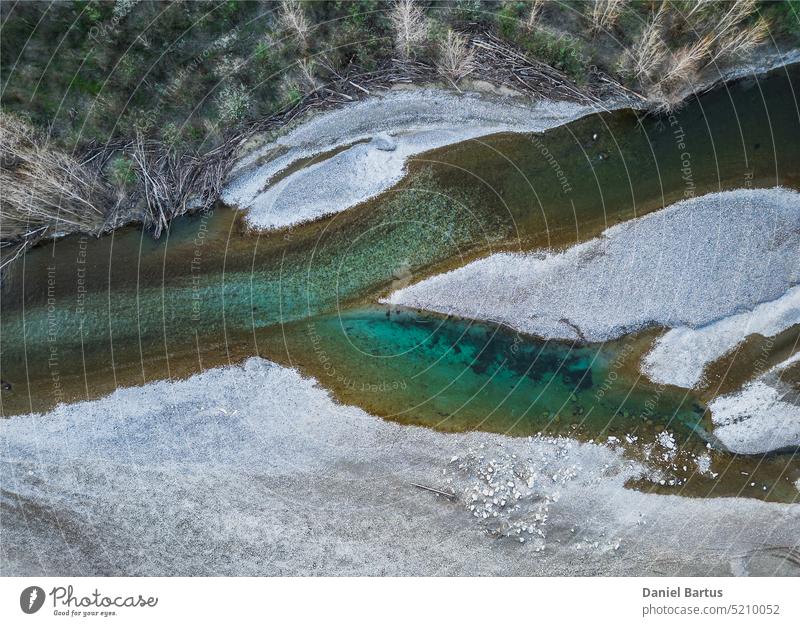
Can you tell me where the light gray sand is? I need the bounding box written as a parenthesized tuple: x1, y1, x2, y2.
(2, 358, 797, 576)
(385, 188, 800, 345)
(222, 89, 623, 231)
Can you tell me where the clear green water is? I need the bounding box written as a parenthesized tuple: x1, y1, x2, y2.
(1, 65, 798, 499)
(272, 306, 706, 441)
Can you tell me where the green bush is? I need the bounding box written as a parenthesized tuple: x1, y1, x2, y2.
(519, 29, 587, 79)
(109, 155, 136, 188)
(497, 1, 529, 38)
(215, 83, 252, 126)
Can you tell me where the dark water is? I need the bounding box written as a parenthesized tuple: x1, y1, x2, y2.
(1, 65, 799, 499)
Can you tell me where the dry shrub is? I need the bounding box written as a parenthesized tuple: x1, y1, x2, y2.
(437, 29, 475, 84)
(295, 57, 319, 91)
(0, 112, 108, 242)
(278, 0, 310, 51)
(590, 0, 625, 34)
(686, 0, 764, 62)
(714, 0, 759, 36)
(622, 5, 668, 82)
(661, 35, 712, 87)
(711, 16, 770, 63)
(390, 0, 428, 60)
(684, 0, 711, 20)
(525, 0, 546, 32)
(622, 0, 768, 112)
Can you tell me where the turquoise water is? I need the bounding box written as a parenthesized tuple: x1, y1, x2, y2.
(274, 306, 706, 442)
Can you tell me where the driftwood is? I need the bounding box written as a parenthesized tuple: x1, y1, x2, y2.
(410, 482, 457, 500)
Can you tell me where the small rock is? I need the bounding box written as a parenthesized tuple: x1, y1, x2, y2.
(370, 134, 397, 151)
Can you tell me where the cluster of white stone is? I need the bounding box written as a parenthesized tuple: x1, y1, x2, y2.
(441, 439, 628, 553)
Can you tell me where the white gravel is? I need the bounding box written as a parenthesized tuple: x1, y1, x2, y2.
(643, 286, 800, 389)
(222, 89, 620, 231)
(2, 358, 798, 576)
(384, 188, 800, 344)
(710, 352, 800, 455)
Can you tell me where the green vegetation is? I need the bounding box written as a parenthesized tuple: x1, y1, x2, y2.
(761, 0, 800, 38)
(0, 1, 390, 154)
(522, 28, 587, 77)
(109, 155, 137, 188)
(0, 1, 798, 246)
(2, 1, 797, 154)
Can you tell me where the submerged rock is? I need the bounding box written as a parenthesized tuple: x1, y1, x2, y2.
(1, 358, 797, 576)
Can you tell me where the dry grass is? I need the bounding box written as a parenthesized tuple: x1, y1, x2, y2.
(296, 57, 319, 91)
(715, 0, 759, 36)
(684, 0, 711, 20)
(685, 0, 761, 55)
(525, 0, 546, 32)
(437, 29, 475, 85)
(390, 0, 428, 60)
(622, 0, 769, 112)
(590, 0, 625, 34)
(660, 35, 712, 87)
(623, 5, 668, 82)
(279, 0, 310, 51)
(0, 112, 109, 242)
(711, 16, 770, 63)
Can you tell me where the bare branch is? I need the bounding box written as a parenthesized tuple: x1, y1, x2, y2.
(660, 35, 712, 87)
(623, 5, 668, 82)
(525, 0, 546, 32)
(390, 0, 428, 60)
(0, 112, 109, 241)
(710, 16, 770, 63)
(437, 30, 475, 84)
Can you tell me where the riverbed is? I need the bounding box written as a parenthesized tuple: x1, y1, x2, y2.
(1, 63, 799, 505)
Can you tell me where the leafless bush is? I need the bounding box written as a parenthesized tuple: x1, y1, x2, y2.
(678, 0, 769, 67)
(437, 29, 475, 84)
(279, 0, 310, 51)
(590, 0, 624, 34)
(714, 0, 759, 37)
(0, 112, 109, 241)
(684, 0, 711, 20)
(296, 57, 319, 92)
(390, 0, 428, 60)
(633, 0, 769, 112)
